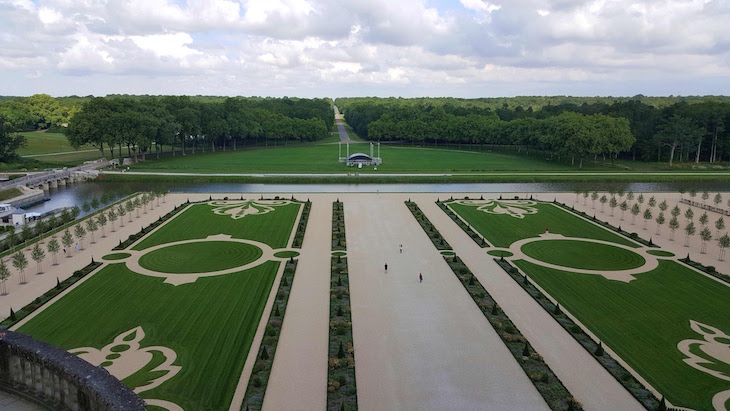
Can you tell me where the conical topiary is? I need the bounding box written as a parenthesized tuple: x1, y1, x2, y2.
(274, 304, 280, 317)
(10, 308, 16, 321)
(260, 346, 269, 360)
(594, 341, 604, 357)
(337, 276, 342, 287)
(554, 303, 561, 315)
(468, 275, 475, 286)
(491, 304, 498, 315)
(56, 277, 61, 290)
(282, 276, 288, 287)
(522, 342, 529, 357)
(337, 341, 345, 358)
(337, 305, 343, 316)
(657, 396, 666, 411)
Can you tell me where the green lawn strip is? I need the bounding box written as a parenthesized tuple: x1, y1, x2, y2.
(17, 261, 279, 410)
(16, 131, 94, 155)
(436, 199, 489, 247)
(332, 200, 346, 251)
(521, 240, 645, 271)
(125, 143, 617, 175)
(646, 250, 675, 257)
(0, 187, 22, 201)
(512, 259, 730, 410)
(678, 255, 730, 286)
(328, 254, 357, 410)
(495, 258, 659, 409)
(1, 261, 102, 327)
(405, 201, 452, 250)
(1, 192, 141, 259)
(242, 259, 299, 410)
(487, 250, 513, 257)
(552, 202, 657, 248)
(133, 202, 300, 250)
(273, 251, 300, 258)
(102, 252, 131, 260)
(438, 254, 581, 410)
(292, 200, 311, 248)
(138, 241, 262, 274)
(447, 201, 639, 248)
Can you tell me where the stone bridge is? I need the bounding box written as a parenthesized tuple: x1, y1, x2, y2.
(0, 160, 110, 191)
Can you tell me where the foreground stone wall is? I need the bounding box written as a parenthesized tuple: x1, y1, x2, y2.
(0, 331, 145, 411)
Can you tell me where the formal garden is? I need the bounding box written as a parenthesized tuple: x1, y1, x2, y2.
(444, 198, 730, 410)
(10, 198, 306, 410)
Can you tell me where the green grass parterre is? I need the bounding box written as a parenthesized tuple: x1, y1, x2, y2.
(448, 199, 730, 410)
(17, 199, 303, 409)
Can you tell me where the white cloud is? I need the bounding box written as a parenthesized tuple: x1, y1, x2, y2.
(0, 0, 729, 96)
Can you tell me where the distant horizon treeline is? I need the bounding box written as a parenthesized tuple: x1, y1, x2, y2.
(335, 97, 730, 166)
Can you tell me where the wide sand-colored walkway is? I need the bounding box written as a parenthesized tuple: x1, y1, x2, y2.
(417, 197, 643, 411)
(346, 194, 548, 410)
(263, 197, 332, 410)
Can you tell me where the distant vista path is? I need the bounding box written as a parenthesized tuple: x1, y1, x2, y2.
(334, 106, 351, 142)
(100, 171, 730, 178)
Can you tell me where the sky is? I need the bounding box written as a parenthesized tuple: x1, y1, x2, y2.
(1, 0, 729, 98)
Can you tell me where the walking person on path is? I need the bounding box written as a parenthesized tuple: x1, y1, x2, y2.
(400, 244, 403, 254)
(419, 273, 423, 283)
(385, 263, 388, 272)
(75, 243, 78, 252)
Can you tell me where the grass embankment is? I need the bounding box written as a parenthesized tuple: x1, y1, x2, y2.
(521, 240, 645, 271)
(446, 201, 639, 248)
(18, 199, 302, 409)
(514, 259, 730, 410)
(0, 187, 22, 201)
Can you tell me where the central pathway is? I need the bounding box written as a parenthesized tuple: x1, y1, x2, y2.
(346, 194, 548, 410)
(333, 106, 351, 142)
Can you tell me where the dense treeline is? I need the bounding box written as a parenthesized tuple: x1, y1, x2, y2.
(65, 96, 333, 161)
(0, 94, 78, 132)
(336, 97, 730, 166)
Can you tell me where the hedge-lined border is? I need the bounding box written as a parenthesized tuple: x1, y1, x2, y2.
(405, 201, 579, 410)
(112, 199, 189, 250)
(494, 258, 660, 410)
(332, 200, 346, 251)
(292, 200, 311, 248)
(327, 201, 357, 410)
(241, 258, 299, 410)
(1, 260, 103, 328)
(679, 255, 730, 285)
(405, 201, 451, 250)
(436, 196, 489, 248)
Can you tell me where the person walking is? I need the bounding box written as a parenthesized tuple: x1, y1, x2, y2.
(399, 244, 403, 254)
(419, 273, 423, 283)
(75, 243, 78, 252)
(385, 263, 388, 271)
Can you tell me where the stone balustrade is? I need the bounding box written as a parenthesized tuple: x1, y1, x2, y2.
(0, 331, 145, 411)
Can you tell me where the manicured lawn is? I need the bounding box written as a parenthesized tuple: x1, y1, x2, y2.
(16, 131, 94, 155)
(128, 143, 616, 174)
(0, 187, 21, 201)
(521, 239, 645, 270)
(513, 259, 730, 410)
(139, 241, 262, 273)
(133, 202, 300, 250)
(447, 201, 639, 248)
(17, 198, 304, 409)
(18, 262, 278, 410)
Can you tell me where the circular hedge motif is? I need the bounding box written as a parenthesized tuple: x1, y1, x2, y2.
(647, 250, 675, 257)
(487, 250, 513, 257)
(139, 241, 262, 274)
(521, 240, 645, 271)
(103, 253, 131, 261)
(274, 251, 300, 258)
(441, 251, 455, 256)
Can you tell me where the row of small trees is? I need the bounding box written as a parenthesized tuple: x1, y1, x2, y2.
(575, 190, 730, 260)
(0, 191, 164, 296)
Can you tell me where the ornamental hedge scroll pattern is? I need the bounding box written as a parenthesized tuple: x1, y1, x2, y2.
(209, 200, 292, 220)
(452, 199, 539, 219)
(677, 320, 730, 410)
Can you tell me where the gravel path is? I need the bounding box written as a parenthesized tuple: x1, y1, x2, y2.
(263, 197, 332, 411)
(416, 196, 644, 411)
(346, 194, 548, 411)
